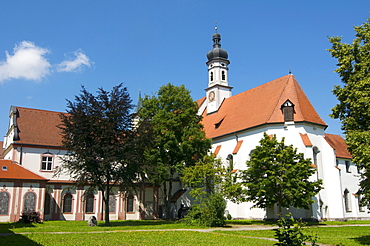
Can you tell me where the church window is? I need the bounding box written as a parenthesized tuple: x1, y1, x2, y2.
(0, 192, 9, 215)
(85, 192, 94, 213)
(23, 192, 36, 212)
(44, 193, 51, 215)
(344, 189, 351, 212)
(109, 193, 116, 213)
(222, 71, 225, 80)
(63, 193, 72, 213)
(127, 194, 135, 213)
(313, 147, 320, 167)
(210, 72, 213, 81)
(226, 154, 234, 170)
(281, 100, 295, 122)
(41, 154, 53, 171)
(345, 160, 351, 173)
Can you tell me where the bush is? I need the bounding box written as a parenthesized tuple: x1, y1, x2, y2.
(19, 211, 42, 224)
(181, 193, 226, 227)
(274, 214, 317, 246)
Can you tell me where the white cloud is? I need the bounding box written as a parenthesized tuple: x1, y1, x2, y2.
(0, 41, 51, 83)
(57, 50, 93, 72)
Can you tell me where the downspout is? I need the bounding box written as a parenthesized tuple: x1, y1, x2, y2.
(19, 145, 23, 165)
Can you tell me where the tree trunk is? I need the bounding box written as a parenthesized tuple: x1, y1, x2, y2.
(104, 184, 110, 225)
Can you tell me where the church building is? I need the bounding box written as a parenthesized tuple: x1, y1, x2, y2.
(0, 31, 367, 222)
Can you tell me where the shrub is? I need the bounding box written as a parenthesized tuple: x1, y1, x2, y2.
(181, 193, 226, 227)
(274, 214, 318, 246)
(19, 211, 42, 224)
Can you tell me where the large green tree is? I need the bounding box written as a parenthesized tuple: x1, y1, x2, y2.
(241, 133, 322, 214)
(328, 18, 370, 206)
(59, 84, 143, 225)
(137, 83, 211, 219)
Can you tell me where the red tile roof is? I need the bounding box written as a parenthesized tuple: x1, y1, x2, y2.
(300, 133, 313, 147)
(200, 75, 327, 139)
(0, 159, 48, 180)
(232, 140, 243, 154)
(15, 107, 65, 147)
(324, 133, 352, 159)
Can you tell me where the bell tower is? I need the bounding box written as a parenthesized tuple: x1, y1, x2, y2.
(205, 27, 232, 114)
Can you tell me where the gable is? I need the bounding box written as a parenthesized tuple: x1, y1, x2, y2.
(200, 75, 327, 139)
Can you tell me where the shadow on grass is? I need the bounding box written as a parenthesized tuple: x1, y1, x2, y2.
(353, 235, 370, 245)
(0, 222, 42, 245)
(97, 220, 179, 227)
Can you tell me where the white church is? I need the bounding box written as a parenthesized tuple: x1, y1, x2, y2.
(0, 31, 368, 222)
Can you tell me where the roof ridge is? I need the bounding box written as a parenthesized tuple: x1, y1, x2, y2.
(16, 106, 65, 114)
(266, 75, 291, 122)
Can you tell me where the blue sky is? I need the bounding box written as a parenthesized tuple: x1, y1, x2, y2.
(0, 1, 369, 137)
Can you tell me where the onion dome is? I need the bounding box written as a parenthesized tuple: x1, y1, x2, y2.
(206, 33, 229, 61)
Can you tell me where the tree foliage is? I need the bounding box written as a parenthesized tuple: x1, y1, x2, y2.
(241, 133, 322, 213)
(137, 83, 211, 219)
(328, 18, 370, 206)
(59, 84, 143, 225)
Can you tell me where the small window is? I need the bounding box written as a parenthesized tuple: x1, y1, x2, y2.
(222, 71, 225, 80)
(344, 189, 351, 212)
(44, 193, 51, 215)
(210, 72, 214, 81)
(127, 194, 134, 213)
(281, 100, 295, 122)
(109, 194, 116, 213)
(345, 161, 351, 173)
(0, 192, 9, 215)
(41, 155, 53, 171)
(2, 166, 7, 171)
(24, 192, 36, 212)
(63, 193, 72, 213)
(85, 193, 94, 213)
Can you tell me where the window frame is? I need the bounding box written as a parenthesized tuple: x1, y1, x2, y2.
(0, 191, 10, 215)
(62, 193, 73, 213)
(40, 154, 54, 171)
(85, 193, 95, 213)
(23, 192, 36, 212)
(126, 194, 135, 213)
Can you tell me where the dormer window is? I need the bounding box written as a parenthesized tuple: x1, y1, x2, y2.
(281, 100, 295, 122)
(2, 166, 7, 171)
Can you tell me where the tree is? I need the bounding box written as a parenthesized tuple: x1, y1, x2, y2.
(328, 18, 370, 206)
(181, 155, 243, 226)
(241, 133, 322, 215)
(59, 84, 143, 225)
(137, 83, 211, 219)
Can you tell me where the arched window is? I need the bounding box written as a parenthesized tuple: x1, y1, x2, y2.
(24, 192, 36, 212)
(109, 193, 116, 213)
(222, 71, 225, 80)
(344, 189, 351, 212)
(0, 192, 9, 215)
(85, 193, 95, 213)
(210, 72, 213, 81)
(226, 154, 234, 170)
(63, 193, 72, 213)
(127, 194, 134, 213)
(44, 193, 51, 215)
(313, 147, 320, 167)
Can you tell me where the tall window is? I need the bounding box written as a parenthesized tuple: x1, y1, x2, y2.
(0, 192, 9, 215)
(210, 72, 213, 81)
(24, 192, 36, 212)
(127, 194, 134, 212)
(109, 194, 116, 213)
(85, 193, 94, 213)
(44, 193, 51, 214)
(63, 193, 72, 213)
(41, 155, 53, 171)
(345, 161, 351, 173)
(344, 189, 351, 212)
(313, 147, 320, 167)
(222, 71, 225, 80)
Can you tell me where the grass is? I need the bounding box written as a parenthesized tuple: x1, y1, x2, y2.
(1, 219, 370, 245)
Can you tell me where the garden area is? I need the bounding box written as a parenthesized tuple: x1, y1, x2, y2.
(1, 220, 370, 245)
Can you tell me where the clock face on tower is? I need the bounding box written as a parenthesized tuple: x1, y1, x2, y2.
(208, 91, 215, 102)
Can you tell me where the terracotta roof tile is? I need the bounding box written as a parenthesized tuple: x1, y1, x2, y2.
(214, 145, 221, 156)
(300, 133, 313, 147)
(200, 75, 327, 139)
(232, 140, 243, 154)
(324, 133, 352, 159)
(15, 107, 65, 147)
(0, 159, 48, 180)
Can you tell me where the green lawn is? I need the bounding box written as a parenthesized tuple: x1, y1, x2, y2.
(1, 220, 370, 245)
